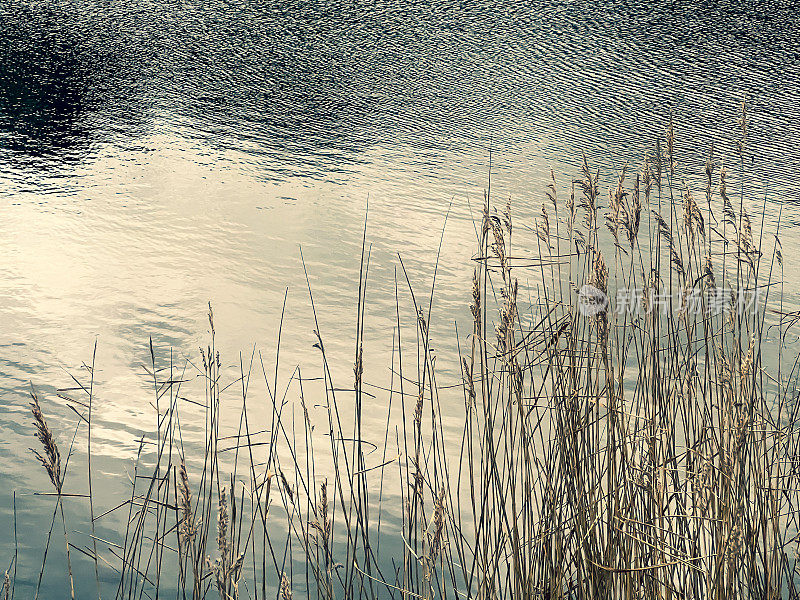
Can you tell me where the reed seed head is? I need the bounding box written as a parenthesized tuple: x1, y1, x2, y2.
(414, 392, 424, 426)
(218, 485, 229, 558)
(353, 345, 363, 389)
(280, 573, 292, 600)
(279, 470, 294, 504)
(30, 386, 62, 493)
(470, 269, 481, 332)
(178, 459, 195, 547)
(503, 199, 513, 235)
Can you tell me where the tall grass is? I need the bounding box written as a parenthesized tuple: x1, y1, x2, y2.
(10, 107, 800, 599)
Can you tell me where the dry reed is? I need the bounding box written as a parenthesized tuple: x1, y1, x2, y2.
(10, 105, 800, 600)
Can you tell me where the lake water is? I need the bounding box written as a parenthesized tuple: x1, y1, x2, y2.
(2, 0, 800, 595)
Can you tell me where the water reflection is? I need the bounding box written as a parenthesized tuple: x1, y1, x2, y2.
(0, 3, 93, 157)
(2, 0, 799, 182)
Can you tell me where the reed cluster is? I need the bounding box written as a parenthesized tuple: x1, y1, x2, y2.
(9, 107, 800, 599)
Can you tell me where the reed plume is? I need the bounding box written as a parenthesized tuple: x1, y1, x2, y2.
(29, 387, 61, 493)
(178, 459, 195, 547)
(280, 573, 292, 600)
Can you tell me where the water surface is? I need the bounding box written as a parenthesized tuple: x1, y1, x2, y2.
(2, 0, 799, 594)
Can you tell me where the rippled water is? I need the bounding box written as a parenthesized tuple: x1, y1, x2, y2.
(2, 0, 800, 595)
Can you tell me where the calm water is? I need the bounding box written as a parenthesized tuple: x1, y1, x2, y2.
(2, 0, 800, 595)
